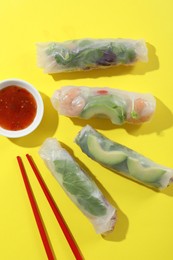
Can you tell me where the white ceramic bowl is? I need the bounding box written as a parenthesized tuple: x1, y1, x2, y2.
(0, 79, 44, 138)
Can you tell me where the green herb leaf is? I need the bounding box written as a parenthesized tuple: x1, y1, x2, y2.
(63, 170, 94, 197)
(54, 160, 94, 197)
(131, 111, 139, 119)
(53, 159, 107, 216)
(77, 197, 107, 216)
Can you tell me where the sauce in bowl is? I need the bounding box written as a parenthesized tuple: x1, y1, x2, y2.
(0, 85, 37, 131)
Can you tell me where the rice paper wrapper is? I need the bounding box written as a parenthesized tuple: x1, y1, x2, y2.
(39, 138, 116, 234)
(75, 125, 173, 190)
(37, 38, 148, 73)
(51, 86, 156, 125)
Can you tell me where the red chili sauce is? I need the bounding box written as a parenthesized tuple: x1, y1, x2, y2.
(0, 85, 37, 131)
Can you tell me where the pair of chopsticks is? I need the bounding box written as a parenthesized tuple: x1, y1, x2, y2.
(17, 154, 83, 260)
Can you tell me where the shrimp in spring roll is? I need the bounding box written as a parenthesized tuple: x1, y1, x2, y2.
(51, 86, 156, 125)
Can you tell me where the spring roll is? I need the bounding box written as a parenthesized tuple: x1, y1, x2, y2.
(75, 125, 173, 189)
(39, 138, 116, 234)
(51, 86, 156, 124)
(37, 38, 148, 73)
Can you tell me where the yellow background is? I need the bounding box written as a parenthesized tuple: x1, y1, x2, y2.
(0, 1, 173, 259)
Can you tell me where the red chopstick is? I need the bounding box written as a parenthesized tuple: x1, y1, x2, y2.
(16, 156, 55, 260)
(26, 154, 83, 260)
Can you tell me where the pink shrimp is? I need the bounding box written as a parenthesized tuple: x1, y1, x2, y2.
(53, 87, 86, 116)
(127, 98, 154, 123)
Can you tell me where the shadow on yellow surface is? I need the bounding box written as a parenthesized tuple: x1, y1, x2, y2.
(62, 142, 129, 242)
(50, 42, 158, 81)
(162, 184, 173, 197)
(9, 93, 58, 147)
(100, 186, 129, 242)
(102, 206, 129, 242)
(70, 97, 173, 135)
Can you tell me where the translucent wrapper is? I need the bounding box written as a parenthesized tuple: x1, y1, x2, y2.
(51, 86, 156, 124)
(75, 125, 173, 190)
(37, 38, 148, 73)
(39, 138, 116, 234)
